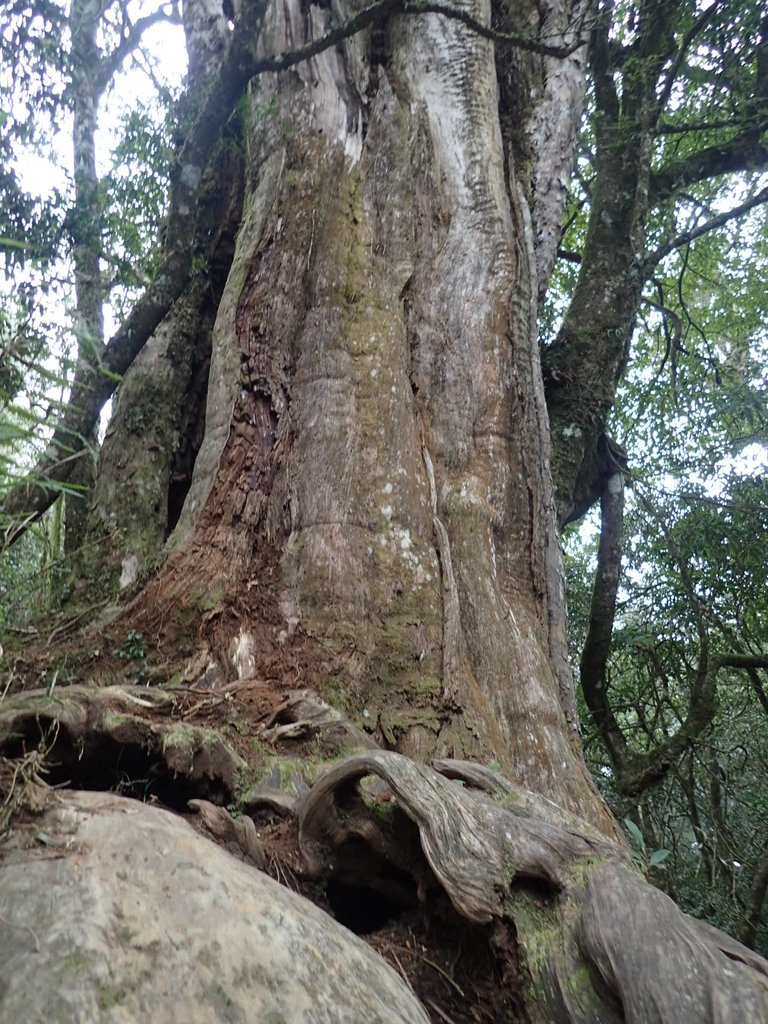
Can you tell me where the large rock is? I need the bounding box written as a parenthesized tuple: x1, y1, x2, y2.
(0, 790, 429, 1023)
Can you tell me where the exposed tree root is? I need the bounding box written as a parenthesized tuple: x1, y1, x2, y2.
(0, 685, 245, 808)
(2, 686, 767, 1022)
(298, 751, 768, 1023)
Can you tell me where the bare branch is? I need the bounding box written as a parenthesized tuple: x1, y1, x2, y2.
(96, 5, 181, 92)
(556, 247, 582, 264)
(646, 185, 768, 269)
(645, 280, 683, 379)
(653, 0, 725, 124)
(650, 133, 768, 203)
(400, 1, 586, 57)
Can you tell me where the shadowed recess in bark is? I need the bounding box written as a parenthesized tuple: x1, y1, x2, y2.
(0, 686, 243, 809)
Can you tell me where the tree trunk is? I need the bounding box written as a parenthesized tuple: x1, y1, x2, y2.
(63, 0, 106, 557)
(103, 0, 613, 832)
(72, 0, 242, 590)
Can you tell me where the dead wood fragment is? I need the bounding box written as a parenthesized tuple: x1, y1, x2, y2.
(261, 688, 377, 749)
(242, 787, 298, 816)
(188, 798, 266, 867)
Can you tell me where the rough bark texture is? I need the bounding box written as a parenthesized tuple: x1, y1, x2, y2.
(141, 0, 616, 832)
(68, 0, 244, 586)
(298, 752, 768, 1023)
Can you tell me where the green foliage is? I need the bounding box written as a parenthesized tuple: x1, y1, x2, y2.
(623, 817, 671, 872)
(100, 102, 176, 298)
(113, 630, 148, 684)
(113, 630, 146, 662)
(0, 502, 69, 629)
(0, 1, 67, 270)
(0, 0, 183, 590)
(556, 0, 768, 954)
(0, 0, 764, 965)
(565, 242, 768, 951)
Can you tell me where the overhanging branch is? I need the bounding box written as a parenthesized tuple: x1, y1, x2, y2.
(400, 1, 586, 56)
(650, 132, 768, 203)
(96, 5, 182, 92)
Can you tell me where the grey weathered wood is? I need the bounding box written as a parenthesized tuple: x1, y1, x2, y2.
(299, 751, 768, 1022)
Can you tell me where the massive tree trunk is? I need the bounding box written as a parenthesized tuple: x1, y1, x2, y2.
(105, 0, 610, 827)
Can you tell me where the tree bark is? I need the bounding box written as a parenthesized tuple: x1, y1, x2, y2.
(63, 0, 106, 555)
(120, 0, 620, 831)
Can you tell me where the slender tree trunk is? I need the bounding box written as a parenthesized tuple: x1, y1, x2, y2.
(81, 0, 242, 588)
(64, 0, 106, 555)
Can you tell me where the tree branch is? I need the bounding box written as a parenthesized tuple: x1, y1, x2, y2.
(646, 185, 768, 269)
(96, 5, 181, 92)
(400, 1, 586, 57)
(645, 280, 683, 379)
(1, 0, 274, 544)
(747, 666, 768, 718)
(653, 0, 724, 124)
(650, 132, 768, 203)
(600, 492, 768, 797)
(579, 468, 631, 767)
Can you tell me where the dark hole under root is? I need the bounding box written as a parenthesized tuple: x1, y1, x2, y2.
(0, 715, 232, 810)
